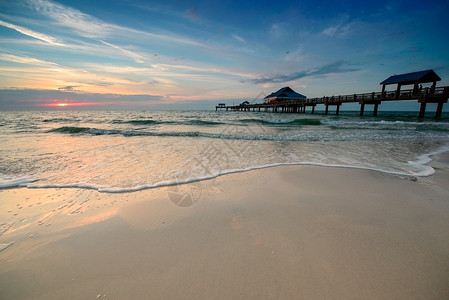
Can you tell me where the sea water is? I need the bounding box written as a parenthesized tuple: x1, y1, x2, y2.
(1, 110, 449, 193)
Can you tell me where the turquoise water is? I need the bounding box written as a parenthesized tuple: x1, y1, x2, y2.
(1, 110, 448, 192)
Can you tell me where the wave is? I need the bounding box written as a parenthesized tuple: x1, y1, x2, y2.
(46, 125, 443, 142)
(186, 120, 226, 126)
(2, 157, 439, 193)
(3, 145, 448, 193)
(113, 119, 158, 125)
(326, 119, 449, 125)
(42, 118, 81, 123)
(324, 119, 449, 131)
(407, 145, 449, 170)
(47, 126, 258, 140)
(48, 125, 349, 141)
(111, 119, 227, 126)
(240, 118, 322, 126)
(0, 176, 36, 189)
(48, 126, 92, 134)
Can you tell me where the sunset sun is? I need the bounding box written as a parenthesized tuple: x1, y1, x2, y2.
(43, 101, 99, 108)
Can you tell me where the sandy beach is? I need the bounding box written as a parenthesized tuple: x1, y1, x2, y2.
(1, 154, 449, 299)
(2, 0, 449, 298)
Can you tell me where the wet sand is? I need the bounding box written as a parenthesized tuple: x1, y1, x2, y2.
(1, 154, 449, 299)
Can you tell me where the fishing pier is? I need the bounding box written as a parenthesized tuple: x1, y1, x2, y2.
(217, 70, 449, 117)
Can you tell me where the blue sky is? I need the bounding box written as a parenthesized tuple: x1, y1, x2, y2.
(0, 0, 448, 110)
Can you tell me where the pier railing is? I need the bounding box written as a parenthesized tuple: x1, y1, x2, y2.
(216, 86, 449, 117)
(278, 86, 449, 106)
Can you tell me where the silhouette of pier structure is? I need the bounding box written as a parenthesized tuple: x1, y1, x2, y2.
(217, 70, 448, 118)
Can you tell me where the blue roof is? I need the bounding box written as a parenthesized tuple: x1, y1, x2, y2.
(380, 69, 441, 85)
(264, 87, 306, 100)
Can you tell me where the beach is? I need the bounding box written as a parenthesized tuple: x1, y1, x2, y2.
(1, 152, 448, 299)
(2, 0, 449, 298)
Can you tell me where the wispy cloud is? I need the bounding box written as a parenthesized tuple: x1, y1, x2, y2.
(27, 0, 212, 49)
(131, 3, 201, 24)
(0, 19, 63, 45)
(0, 53, 152, 94)
(322, 26, 338, 37)
(247, 61, 360, 84)
(27, 0, 109, 39)
(232, 34, 247, 44)
(321, 14, 352, 37)
(322, 23, 353, 37)
(0, 53, 60, 66)
(100, 41, 146, 63)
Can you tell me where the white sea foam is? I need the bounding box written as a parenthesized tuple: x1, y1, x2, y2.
(2, 140, 447, 192)
(1, 110, 448, 193)
(0, 176, 36, 189)
(407, 145, 449, 176)
(16, 148, 446, 193)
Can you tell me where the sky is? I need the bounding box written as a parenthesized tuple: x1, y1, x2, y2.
(0, 0, 448, 110)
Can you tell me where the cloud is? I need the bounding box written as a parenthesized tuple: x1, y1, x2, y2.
(27, 0, 212, 49)
(0, 88, 166, 109)
(58, 85, 80, 92)
(232, 34, 247, 44)
(268, 22, 286, 39)
(247, 61, 360, 84)
(0, 19, 63, 45)
(0, 53, 156, 94)
(322, 26, 339, 37)
(27, 0, 109, 38)
(100, 41, 146, 63)
(322, 23, 353, 37)
(321, 14, 352, 37)
(0, 53, 60, 66)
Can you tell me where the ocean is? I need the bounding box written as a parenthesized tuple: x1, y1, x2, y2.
(1, 110, 449, 193)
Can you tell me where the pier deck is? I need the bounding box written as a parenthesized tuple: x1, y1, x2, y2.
(216, 86, 449, 118)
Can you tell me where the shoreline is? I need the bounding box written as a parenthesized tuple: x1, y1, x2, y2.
(3, 144, 449, 193)
(1, 153, 449, 299)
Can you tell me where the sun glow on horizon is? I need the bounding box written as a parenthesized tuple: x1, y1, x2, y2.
(42, 102, 100, 107)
